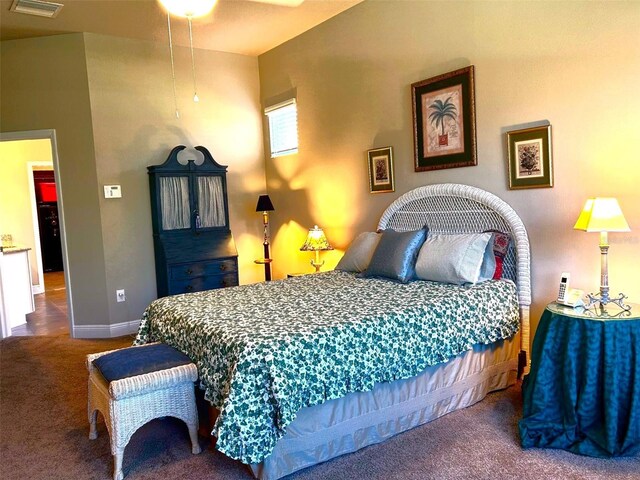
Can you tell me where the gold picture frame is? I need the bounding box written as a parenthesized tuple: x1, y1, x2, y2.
(367, 146, 395, 193)
(507, 125, 553, 189)
(412, 66, 477, 172)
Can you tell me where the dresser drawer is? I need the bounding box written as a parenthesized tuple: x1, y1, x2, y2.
(170, 259, 237, 280)
(169, 272, 238, 295)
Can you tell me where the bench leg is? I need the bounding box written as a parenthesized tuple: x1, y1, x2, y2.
(188, 423, 201, 454)
(113, 450, 124, 480)
(89, 410, 98, 440)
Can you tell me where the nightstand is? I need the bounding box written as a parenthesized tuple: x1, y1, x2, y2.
(519, 301, 640, 457)
(286, 272, 308, 278)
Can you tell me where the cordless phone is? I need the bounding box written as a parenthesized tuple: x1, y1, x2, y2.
(556, 272, 584, 307)
(557, 272, 570, 304)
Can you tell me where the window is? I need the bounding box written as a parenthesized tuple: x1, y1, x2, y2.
(265, 98, 298, 158)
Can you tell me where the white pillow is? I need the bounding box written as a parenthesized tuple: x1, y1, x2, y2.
(335, 232, 381, 273)
(415, 233, 495, 285)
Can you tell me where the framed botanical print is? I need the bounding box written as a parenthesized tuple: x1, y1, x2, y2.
(367, 146, 395, 193)
(412, 66, 477, 172)
(507, 125, 553, 189)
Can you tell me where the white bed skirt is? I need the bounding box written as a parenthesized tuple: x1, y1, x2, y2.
(249, 336, 519, 480)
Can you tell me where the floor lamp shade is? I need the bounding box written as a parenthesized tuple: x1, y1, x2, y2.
(256, 195, 275, 213)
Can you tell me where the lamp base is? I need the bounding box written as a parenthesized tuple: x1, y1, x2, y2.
(584, 291, 631, 312)
(310, 259, 324, 273)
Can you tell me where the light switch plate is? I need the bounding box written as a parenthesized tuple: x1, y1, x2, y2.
(104, 185, 122, 198)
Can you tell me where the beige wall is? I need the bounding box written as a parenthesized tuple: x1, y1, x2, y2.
(83, 33, 266, 326)
(1, 32, 266, 331)
(0, 34, 110, 327)
(0, 139, 52, 285)
(258, 1, 640, 342)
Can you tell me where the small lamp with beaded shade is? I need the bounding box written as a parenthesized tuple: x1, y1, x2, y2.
(300, 225, 334, 273)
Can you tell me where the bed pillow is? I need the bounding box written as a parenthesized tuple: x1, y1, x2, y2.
(415, 232, 494, 285)
(362, 227, 428, 283)
(335, 232, 381, 273)
(478, 234, 497, 282)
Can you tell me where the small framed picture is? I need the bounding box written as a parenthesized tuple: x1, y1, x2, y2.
(367, 146, 395, 193)
(507, 125, 553, 189)
(412, 66, 477, 172)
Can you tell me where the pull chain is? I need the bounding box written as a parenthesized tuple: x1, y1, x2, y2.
(187, 16, 199, 103)
(166, 12, 180, 118)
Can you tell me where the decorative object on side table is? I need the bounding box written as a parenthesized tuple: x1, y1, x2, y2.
(574, 197, 631, 311)
(254, 194, 275, 281)
(506, 125, 553, 189)
(1, 234, 13, 249)
(367, 147, 395, 193)
(519, 302, 640, 457)
(300, 225, 333, 273)
(411, 65, 477, 172)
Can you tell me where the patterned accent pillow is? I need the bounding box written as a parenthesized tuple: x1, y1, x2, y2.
(415, 232, 494, 285)
(484, 230, 511, 279)
(362, 227, 428, 283)
(335, 232, 381, 273)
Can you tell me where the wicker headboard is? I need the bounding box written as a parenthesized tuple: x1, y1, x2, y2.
(377, 183, 531, 369)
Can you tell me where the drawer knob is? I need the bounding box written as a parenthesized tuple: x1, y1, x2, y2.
(186, 268, 193, 275)
(185, 285, 194, 292)
(219, 264, 227, 271)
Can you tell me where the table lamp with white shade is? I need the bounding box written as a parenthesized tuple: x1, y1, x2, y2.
(573, 197, 631, 310)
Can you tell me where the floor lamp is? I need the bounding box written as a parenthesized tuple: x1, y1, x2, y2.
(255, 195, 275, 281)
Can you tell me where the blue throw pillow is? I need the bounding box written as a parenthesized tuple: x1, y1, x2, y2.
(363, 227, 428, 283)
(92, 343, 193, 383)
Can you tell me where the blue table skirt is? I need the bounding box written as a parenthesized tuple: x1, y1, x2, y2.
(519, 308, 640, 457)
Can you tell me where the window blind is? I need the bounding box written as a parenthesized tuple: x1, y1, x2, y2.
(265, 99, 298, 158)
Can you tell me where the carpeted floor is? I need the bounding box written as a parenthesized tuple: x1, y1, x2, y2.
(0, 334, 638, 480)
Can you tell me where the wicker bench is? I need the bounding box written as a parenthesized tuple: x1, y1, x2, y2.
(86, 343, 201, 480)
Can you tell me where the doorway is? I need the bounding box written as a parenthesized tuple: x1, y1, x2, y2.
(0, 130, 73, 337)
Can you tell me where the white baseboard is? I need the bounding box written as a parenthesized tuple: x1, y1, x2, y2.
(32, 284, 44, 295)
(73, 319, 141, 339)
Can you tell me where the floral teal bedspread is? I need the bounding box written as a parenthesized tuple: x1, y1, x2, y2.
(134, 271, 519, 464)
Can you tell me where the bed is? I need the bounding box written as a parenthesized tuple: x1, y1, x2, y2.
(135, 183, 531, 479)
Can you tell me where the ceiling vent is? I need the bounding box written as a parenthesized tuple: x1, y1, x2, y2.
(9, 0, 64, 18)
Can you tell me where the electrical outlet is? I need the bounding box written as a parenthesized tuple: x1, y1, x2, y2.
(116, 289, 125, 302)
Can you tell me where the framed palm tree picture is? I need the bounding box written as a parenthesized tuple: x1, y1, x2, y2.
(412, 66, 477, 171)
